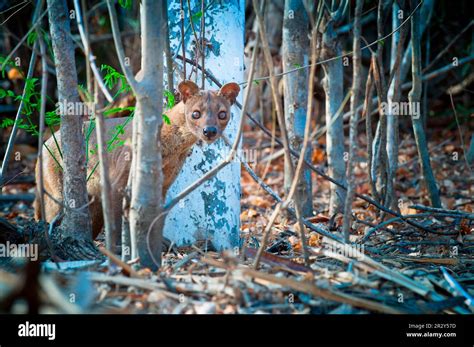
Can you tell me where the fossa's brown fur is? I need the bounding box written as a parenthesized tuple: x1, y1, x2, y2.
(34, 80, 240, 238)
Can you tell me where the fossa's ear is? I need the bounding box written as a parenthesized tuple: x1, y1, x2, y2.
(218, 82, 240, 105)
(178, 80, 200, 102)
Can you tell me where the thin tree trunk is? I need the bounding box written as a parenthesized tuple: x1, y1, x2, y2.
(93, 81, 117, 255)
(322, 17, 346, 215)
(128, 0, 166, 269)
(36, 29, 48, 221)
(370, 0, 390, 207)
(409, 0, 441, 208)
(342, 0, 363, 242)
(47, 0, 91, 239)
(386, 0, 405, 211)
(282, 0, 312, 217)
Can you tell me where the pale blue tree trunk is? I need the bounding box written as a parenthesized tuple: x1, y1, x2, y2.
(282, 0, 312, 217)
(322, 20, 346, 215)
(386, 0, 403, 209)
(164, 0, 244, 250)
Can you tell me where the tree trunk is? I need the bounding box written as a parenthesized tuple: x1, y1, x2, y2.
(322, 19, 346, 215)
(282, 0, 312, 217)
(409, 0, 441, 208)
(47, 0, 91, 239)
(128, 0, 166, 269)
(343, 0, 363, 242)
(386, 0, 405, 210)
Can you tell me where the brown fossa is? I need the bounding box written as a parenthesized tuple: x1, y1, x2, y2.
(34, 80, 240, 238)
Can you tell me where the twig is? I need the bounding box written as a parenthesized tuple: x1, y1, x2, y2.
(410, 204, 474, 219)
(440, 267, 474, 308)
(73, 0, 113, 102)
(106, 0, 138, 92)
(200, 0, 205, 89)
(0, 0, 30, 25)
(98, 246, 140, 278)
(163, 0, 174, 91)
(179, 0, 186, 79)
(402, 54, 474, 90)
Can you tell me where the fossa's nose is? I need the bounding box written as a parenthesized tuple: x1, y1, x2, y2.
(203, 126, 218, 139)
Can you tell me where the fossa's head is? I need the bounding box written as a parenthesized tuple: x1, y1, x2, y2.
(178, 80, 240, 143)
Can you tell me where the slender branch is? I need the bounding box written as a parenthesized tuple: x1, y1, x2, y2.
(342, 0, 363, 242)
(36, 10, 48, 221)
(179, 0, 186, 79)
(93, 81, 118, 257)
(200, 0, 205, 89)
(106, 0, 138, 92)
(163, 0, 174, 91)
(73, 0, 113, 102)
(0, 0, 44, 185)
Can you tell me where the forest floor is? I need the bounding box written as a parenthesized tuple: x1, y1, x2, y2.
(0, 125, 473, 314)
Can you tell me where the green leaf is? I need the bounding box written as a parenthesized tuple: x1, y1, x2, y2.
(46, 110, 61, 126)
(163, 114, 171, 125)
(101, 64, 131, 98)
(118, 0, 132, 9)
(0, 118, 14, 128)
(0, 56, 15, 77)
(164, 89, 175, 109)
(192, 11, 203, 21)
(104, 106, 135, 116)
(98, 16, 106, 27)
(27, 31, 37, 46)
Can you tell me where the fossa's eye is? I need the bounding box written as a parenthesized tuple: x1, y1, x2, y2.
(218, 111, 227, 120)
(192, 111, 201, 119)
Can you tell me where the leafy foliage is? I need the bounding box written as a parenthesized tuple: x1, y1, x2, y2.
(101, 64, 132, 98)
